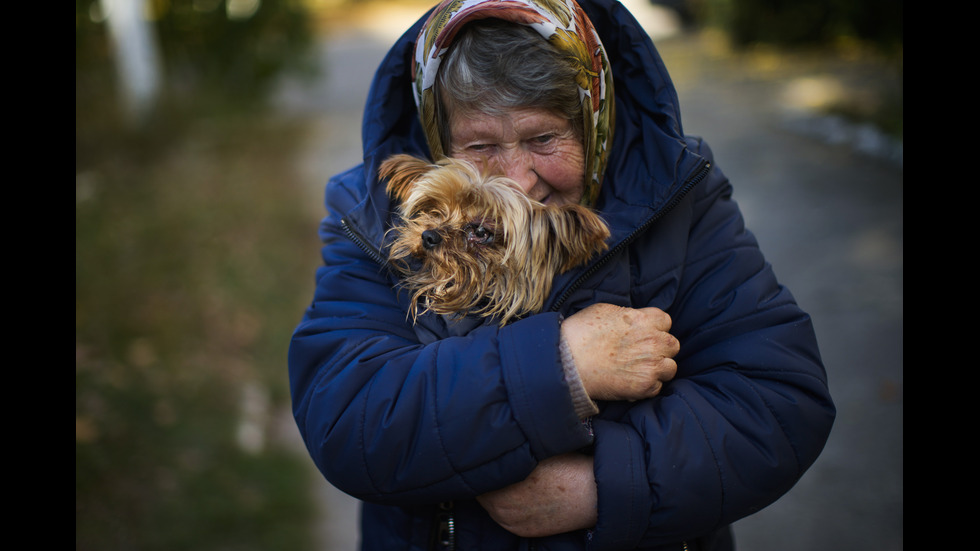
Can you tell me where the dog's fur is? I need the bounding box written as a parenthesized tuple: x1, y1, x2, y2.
(381, 154, 610, 325)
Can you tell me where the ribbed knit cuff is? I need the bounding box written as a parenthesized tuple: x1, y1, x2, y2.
(559, 329, 600, 419)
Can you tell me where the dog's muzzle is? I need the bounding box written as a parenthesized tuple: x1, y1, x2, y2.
(421, 229, 442, 250)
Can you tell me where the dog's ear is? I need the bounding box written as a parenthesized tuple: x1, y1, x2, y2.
(573, 206, 612, 248)
(379, 154, 434, 202)
(549, 205, 611, 271)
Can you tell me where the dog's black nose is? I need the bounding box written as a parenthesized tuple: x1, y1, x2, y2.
(421, 229, 443, 250)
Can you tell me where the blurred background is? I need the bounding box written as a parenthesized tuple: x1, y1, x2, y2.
(76, 1, 902, 550)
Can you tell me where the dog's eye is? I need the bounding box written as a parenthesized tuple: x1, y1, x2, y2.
(465, 224, 495, 245)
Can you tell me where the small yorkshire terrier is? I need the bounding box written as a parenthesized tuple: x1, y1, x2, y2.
(381, 154, 610, 326)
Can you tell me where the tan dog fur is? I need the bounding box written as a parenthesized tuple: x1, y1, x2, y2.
(381, 154, 610, 325)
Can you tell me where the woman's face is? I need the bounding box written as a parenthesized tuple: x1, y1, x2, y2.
(448, 107, 585, 206)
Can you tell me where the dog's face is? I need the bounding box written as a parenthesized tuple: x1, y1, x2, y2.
(380, 154, 610, 325)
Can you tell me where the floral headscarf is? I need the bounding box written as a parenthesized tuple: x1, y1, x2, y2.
(412, 0, 615, 207)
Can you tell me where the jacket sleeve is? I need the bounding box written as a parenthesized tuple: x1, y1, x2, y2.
(288, 169, 593, 505)
(588, 139, 836, 549)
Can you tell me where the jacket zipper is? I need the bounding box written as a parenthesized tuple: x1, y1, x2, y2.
(549, 160, 711, 313)
(341, 217, 389, 268)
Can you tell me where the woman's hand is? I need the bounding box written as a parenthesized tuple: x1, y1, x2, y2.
(562, 303, 679, 401)
(476, 453, 597, 537)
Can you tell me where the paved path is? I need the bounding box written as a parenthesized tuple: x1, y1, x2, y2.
(656, 33, 903, 551)
(275, 4, 903, 549)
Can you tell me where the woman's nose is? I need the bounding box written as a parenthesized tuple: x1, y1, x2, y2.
(498, 148, 537, 193)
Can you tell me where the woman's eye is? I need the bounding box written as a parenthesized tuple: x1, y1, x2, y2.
(528, 134, 558, 152)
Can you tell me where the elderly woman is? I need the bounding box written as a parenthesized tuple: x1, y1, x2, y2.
(289, 0, 835, 550)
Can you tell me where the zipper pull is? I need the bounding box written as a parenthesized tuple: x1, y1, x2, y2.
(433, 501, 455, 551)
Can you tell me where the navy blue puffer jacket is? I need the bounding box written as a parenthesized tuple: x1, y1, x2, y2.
(289, 1, 836, 549)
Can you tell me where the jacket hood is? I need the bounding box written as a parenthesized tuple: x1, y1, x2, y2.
(353, 0, 705, 245)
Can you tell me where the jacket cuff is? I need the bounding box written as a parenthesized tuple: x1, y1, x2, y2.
(499, 312, 594, 459)
(559, 330, 600, 419)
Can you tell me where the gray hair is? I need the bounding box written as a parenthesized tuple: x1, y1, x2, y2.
(434, 19, 583, 151)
